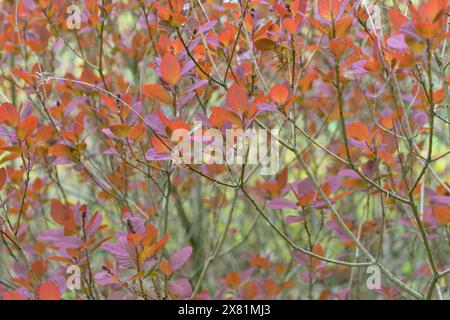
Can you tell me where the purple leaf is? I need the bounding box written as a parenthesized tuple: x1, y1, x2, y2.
(169, 277, 192, 298)
(413, 111, 428, 129)
(198, 20, 217, 34)
(430, 195, 450, 205)
(267, 198, 297, 209)
(387, 33, 408, 50)
(285, 215, 304, 224)
(145, 148, 172, 161)
(169, 246, 192, 271)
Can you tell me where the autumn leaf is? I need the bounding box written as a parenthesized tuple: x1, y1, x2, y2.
(434, 206, 450, 226)
(347, 122, 370, 141)
(160, 259, 173, 276)
(3, 291, 25, 300)
(242, 281, 258, 299)
(318, 0, 342, 22)
(415, 22, 439, 39)
(142, 84, 173, 105)
(254, 37, 275, 51)
(37, 281, 61, 300)
(0, 103, 19, 127)
(283, 18, 297, 34)
(169, 246, 192, 271)
(17, 115, 38, 140)
(108, 124, 131, 138)
(311, 244, 324, 268)
(329, 39, 347, 58)
(141, 234, 169, 260)
(224, 271, 240, 289)
(270, 84, 289, 106)
(160, 53, 181, 85)
(226, 83, 248, 114)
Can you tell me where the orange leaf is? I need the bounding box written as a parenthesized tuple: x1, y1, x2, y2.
(283, 18, 297, 34)
(0, 103, 19, 127)
(160, 53, 181, 85)
(347, 122, 369, 141)
(329, 39, 347, 58)
(312, 244, 324, 268)
(334, 16, 353, 39)
(418, 0, 448, 22)
(142, 224, 158, 248)
(318, 0, 342, 22)
(226, 83, 248, 114)
(160, 259, 173, 276)
(262, 279, 279, 297)
(37, 281, 61, 300)
(270, 84, 289, 105)
(142, 84, 173, 105)
(434, 206, 450, 225)
(127, 234, 143, 246)
(141, 234, 169, 260)
(296, 191, 315, 206)
(129, 124, 145, 140)
(3, 291, 24, 300)
(48, 143, 73, 159)
(242, 281, 258, 299)
(50, 199, 78, 234)
(224, 271, 240, 289)
(209, 107, 241, 128)
(415, 22, 439, 39)
(389, 8, 407, 29)
(151, 136, 171, 153)
(251, 255, 269, 269)
(17, 115, 38, 140)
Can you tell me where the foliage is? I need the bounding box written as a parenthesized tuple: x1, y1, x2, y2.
(0, 0, 449, 300)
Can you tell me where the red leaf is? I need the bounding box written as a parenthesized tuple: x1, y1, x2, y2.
(50, 199, 78, 234)
(151, 136, 171, 153)
(0, 103, 19, 127)
(37, 281, 61, 300)
(270, 85, 289, 105)
(3, 291, 25, 300)
(418, 0, 448, 22)
(160, 53, 181, 85)
(101, 93, 118, 113)
(226, 83, 248, 114)
(17, 115, 38, 140)
(389, 8, 407, 29)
